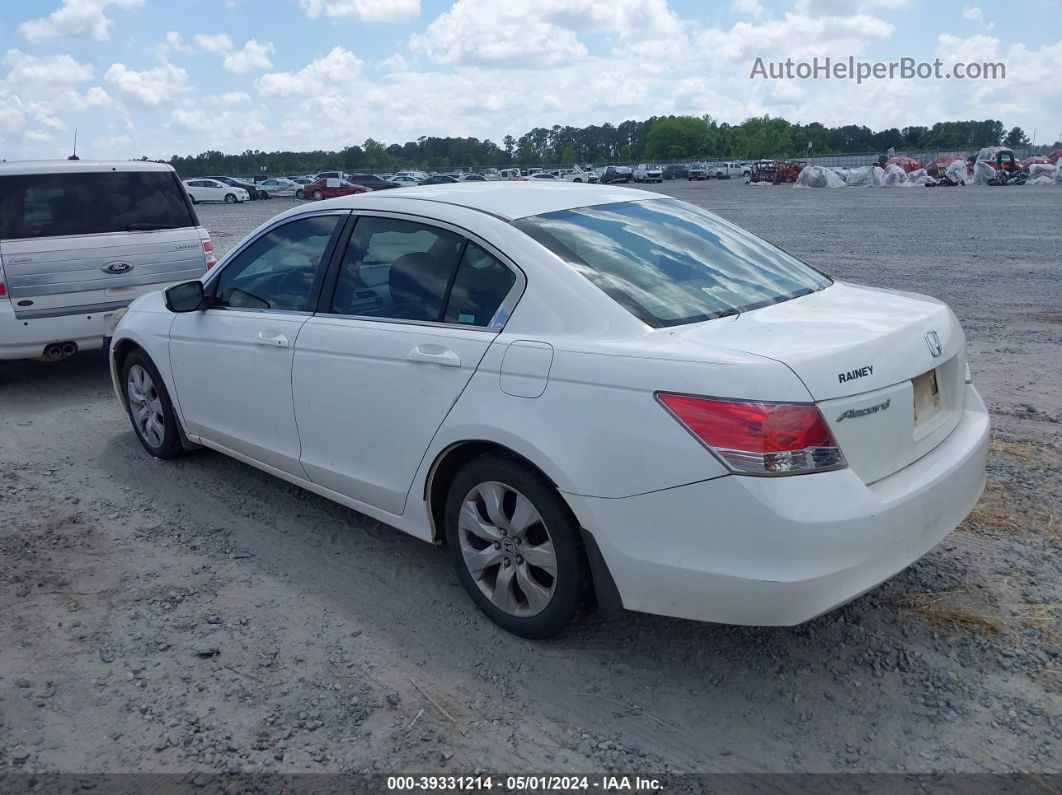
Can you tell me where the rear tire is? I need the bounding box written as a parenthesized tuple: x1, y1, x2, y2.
(312, 190, 323, 200)
(258, 190, 269, 200)
(224, 193, 237, 204)
(295, 189, 305, 199)
(122, 350, 185, 460)
(444, 455, 589, 639)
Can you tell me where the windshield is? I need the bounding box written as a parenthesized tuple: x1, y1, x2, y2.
(513, 198, 831, 328)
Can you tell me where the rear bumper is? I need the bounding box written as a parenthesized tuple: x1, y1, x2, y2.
(566, 384, 989, 626)
(0, 286, 174, 360)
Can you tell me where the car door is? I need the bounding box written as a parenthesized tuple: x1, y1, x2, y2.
(169, 211, 347, 476)
(292, 213, 522, 515)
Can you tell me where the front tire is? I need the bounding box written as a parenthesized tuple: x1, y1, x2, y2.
(312, 190, 324, 200)
(224, 193, 237, 204)
(444, 455, 589, 639)
(122, 350, 185, 459)
(295, 189, 305, 199)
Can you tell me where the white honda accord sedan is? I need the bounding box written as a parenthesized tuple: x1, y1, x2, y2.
(109, 183, 989, 638)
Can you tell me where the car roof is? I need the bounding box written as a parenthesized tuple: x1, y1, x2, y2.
(0, 159, 176, 175)
(332, 182, 666, 221)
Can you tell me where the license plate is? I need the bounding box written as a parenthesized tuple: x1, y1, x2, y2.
(913, 369, 941, 423)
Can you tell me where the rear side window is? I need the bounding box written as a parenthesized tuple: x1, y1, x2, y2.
(514, 198, 831, 328)
(443, 243, 516, 326)
(0, 171, 196, 240)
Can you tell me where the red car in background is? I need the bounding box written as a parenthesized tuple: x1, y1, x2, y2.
(884, 156, 924, 173)
(1046, 150, 1062, 164)
(303, 178, 370, 200)
(926, 152, 970, 178)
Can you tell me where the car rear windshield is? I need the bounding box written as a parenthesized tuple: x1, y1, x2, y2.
(513, 198, 831, 328)
(0, 170, 196, 240)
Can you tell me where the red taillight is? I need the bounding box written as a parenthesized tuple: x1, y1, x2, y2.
(203, 239, 217, 270)
(656, 393, 846, 475)
(0, 280, 6, 298)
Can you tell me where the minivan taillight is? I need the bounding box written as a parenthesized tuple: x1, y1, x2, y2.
(203, 240, 217, 270)
(656, 393, 846, 475)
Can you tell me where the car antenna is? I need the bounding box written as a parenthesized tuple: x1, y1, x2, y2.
(68, 128, 79, 160)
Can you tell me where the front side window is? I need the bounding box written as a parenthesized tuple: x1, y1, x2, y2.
(0, 171, 196, 240)
(330, 216, 463, 322)
(514, 198, 831, 328)
(213, 215, 341, 312)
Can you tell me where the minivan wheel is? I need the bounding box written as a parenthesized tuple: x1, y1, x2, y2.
(224, 193, 237, 204)
(312, 190, 324, 200)
(122, 350, 185, 460)
(444, 455, 588, 639)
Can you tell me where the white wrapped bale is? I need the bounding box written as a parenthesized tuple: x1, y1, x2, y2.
(845, 165, 884, 187)
(944, 159, 968, 185)
(973, 160, 996, 184)
(794, 165, 845, 188)
(882, 164, 908, 186)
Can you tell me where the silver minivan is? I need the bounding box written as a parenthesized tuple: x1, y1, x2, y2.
(0, 160, 213, 361)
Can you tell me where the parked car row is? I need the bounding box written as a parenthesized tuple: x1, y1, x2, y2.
(182, 158, 759, 206)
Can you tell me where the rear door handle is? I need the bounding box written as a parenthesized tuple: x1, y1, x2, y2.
(407, 344, 461, 367)
(255, 331, 289, 348)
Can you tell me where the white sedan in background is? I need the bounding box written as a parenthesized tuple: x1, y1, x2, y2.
(256, 178, 300, 197)
(109, 183, 988, 638)
(182, 178, 249, 204)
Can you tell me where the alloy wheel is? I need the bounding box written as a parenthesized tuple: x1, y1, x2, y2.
(458, 482, 557, 617)
(126, 364, 165, 448)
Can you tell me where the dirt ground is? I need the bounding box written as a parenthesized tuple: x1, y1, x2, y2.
(1, 180, 1059, 778)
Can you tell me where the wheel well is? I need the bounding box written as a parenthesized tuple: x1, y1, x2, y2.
(111, 339, 142, 404)
(425, 441, 557, 545)
(424, 440, 625, 616)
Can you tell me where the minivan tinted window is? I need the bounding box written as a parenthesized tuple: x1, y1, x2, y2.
(515, 198, 831, 328)
(0, 170, 196, 240)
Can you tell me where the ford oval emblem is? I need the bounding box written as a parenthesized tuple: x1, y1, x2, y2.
(102, 261, 134, 275)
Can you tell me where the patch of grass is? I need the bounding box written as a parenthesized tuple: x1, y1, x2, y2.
(960, 484, 1059, 538)
(901, 591, 1062, 647)
(990, 438, 1054, 464)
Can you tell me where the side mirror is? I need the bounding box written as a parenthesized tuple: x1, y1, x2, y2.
(165, 280, 208, 313)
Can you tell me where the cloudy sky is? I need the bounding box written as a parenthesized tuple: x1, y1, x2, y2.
(2, 0, 1061, 160)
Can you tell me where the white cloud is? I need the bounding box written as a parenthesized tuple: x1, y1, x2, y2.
(731, 0, 766, 18)
(961, 5, 995, 31)
(256, 47, 363, 97)
(224, 39, 275, 73)
(3, 50, 94, 87)
(697, 12, 894, 61)
(104, 62, 188, 107)
(298, 0, 420, 22)
(194, 33, 233, 54)
(18, 0, 144, 43)
(154, 31, 193, 59)
(194, 33, 275, 73)
(793, 0, 910, 15)
(412, 0, 686, 68)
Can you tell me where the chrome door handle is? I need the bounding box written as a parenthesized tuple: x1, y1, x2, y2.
(255, 331, 289, 348)
(407, 344, 461, 367)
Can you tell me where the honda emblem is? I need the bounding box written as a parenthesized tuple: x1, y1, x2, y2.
(925, 330, 943, 357)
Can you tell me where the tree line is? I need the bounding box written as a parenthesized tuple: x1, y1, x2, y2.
(163, 115, 1046, 177)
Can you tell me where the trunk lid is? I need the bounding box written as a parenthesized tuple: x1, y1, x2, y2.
(673, 282, 967, 483)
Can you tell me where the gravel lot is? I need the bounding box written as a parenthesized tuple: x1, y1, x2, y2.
(1, 181, 1059, 778)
